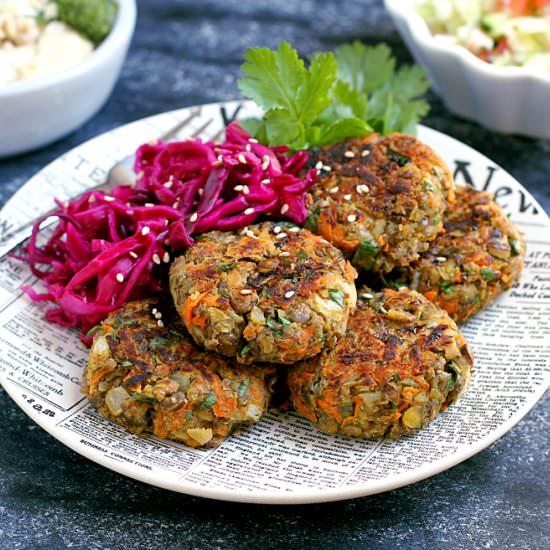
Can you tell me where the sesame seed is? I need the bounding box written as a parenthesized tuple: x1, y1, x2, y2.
(164, 180, 173, 188)
(279, 251, 290, 257)
(152, 308, 158, 315)
(164, 219, 169, 226)
(357, 184, 369, 194)
(245, 230, 258, 239)
(244, 207, 254, 216)
(234, 185, 244, 192)
(315, 161, 323, 170)
(154, 312, 163, 319)
(88, 196, 96, 203)
(245, 144, 252, 152)
(145, 203, 154, 207)
(242, 185, 250, 195)
(104, 195, 115, 202)
(398, 286, 408, 291)
(126, 210, 133, 216)
(172, 201, 179, 208)
(261, 155, 270, 170)
(238, 153, 247, 164)
(344, 151, 355, 158)
(212, 159, 223, 167)
(129, 251, 138, 259)
(273, 226, 281, 234)
(344, 194, 352, 201)
(322, 165, 331, 172)
(240, 289, 253, 295)
(190, 213, 198, 223)
(361, 149, 370, 157)
(152, 253, 161, 265)
(288, 227, 300, 233)
(379, 306, 388, 314)
(347, 214, 357, 223)
(248, 138, 258, 143)
(360, 292, 373, 299)
(116, 273, 124, 283)
(281, 204, 289, 215)
(284, 290, 295, 299)
(157, 320, 164, 328)
(329, 186, 339, 194)
(276, 233, 287, 240)
(141, 226, 150, 236)
(436, 256, 447, 262)
(261, 179, 270, 184)
(163, 252, 170, 263)
(198, 188, 204, 196)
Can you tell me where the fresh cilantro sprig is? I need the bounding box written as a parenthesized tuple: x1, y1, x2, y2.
(237, 41, 430, 151)
(336, 42, 430, 135)
(238, 42, 372, 151)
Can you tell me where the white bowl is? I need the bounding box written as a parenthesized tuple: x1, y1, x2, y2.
(384, 0, 550, 139)
(0, 0, 136, 158)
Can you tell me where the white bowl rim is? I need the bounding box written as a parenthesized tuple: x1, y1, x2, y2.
(0, 0, 137, 98)
(384, 0, 550, 85)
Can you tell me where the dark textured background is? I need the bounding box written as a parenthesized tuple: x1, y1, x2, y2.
(0, 1, 548, 548)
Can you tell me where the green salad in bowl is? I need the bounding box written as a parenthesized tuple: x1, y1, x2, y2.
(415, 0, 550, 72)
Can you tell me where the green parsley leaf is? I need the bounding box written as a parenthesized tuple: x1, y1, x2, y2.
(85, 325, 103, 339)
(238, 40, 430, 151)
(481, 268, 497, 281)
(277, 310, 292, 325)
(202, 390, 217, 409)
(341, 400, 354, 418)
(336, 42, 395, 94)
(328, 289, 345, 307)
(509, 238, 522, 257)
(352, 239, 380, 270)
(132, 393, 155, 404)
(217, 262, 235, 271)
(241, 344, 251, 356)
(439, 280, 454, 295)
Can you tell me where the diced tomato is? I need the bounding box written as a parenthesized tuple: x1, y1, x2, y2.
(494, 36, 510, 55)
(533, 0, 550, 11)
(498, 0, 550, 14)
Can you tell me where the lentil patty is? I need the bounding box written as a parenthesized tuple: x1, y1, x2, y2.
(287, 287, 473, 439)
(304, 133, 454, 273)
(83, 299, 275, 448)
(169, 222, 357, 364)
(388, 185, 526, 324)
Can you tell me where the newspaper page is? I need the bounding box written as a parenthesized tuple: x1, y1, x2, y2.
(0, 103, 548, 502)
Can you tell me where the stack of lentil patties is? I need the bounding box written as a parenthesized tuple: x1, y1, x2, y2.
(294, 132, 524, 437)
(82, 132, 524, 447)
(83, 221, 358, 448)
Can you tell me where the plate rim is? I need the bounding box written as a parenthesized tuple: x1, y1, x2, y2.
(1, 100, 549, 505)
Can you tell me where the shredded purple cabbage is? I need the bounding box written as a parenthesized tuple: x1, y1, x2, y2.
(18, 121, 317, 340)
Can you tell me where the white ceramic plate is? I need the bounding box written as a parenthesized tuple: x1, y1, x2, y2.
(0, 101, 549, 504)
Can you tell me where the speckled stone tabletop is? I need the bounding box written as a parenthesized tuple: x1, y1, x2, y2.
(0, 1, 549, 549)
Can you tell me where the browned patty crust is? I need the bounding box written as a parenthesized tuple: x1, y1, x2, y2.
(388, 185, 526, 324)
(83, 299, 276, 448)
(288, 287, 473, 439)
(304, 132, 455, 273)
(170, 222, 358, 364)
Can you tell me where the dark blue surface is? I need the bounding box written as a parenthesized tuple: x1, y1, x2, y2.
(0, 1, 548, 548)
